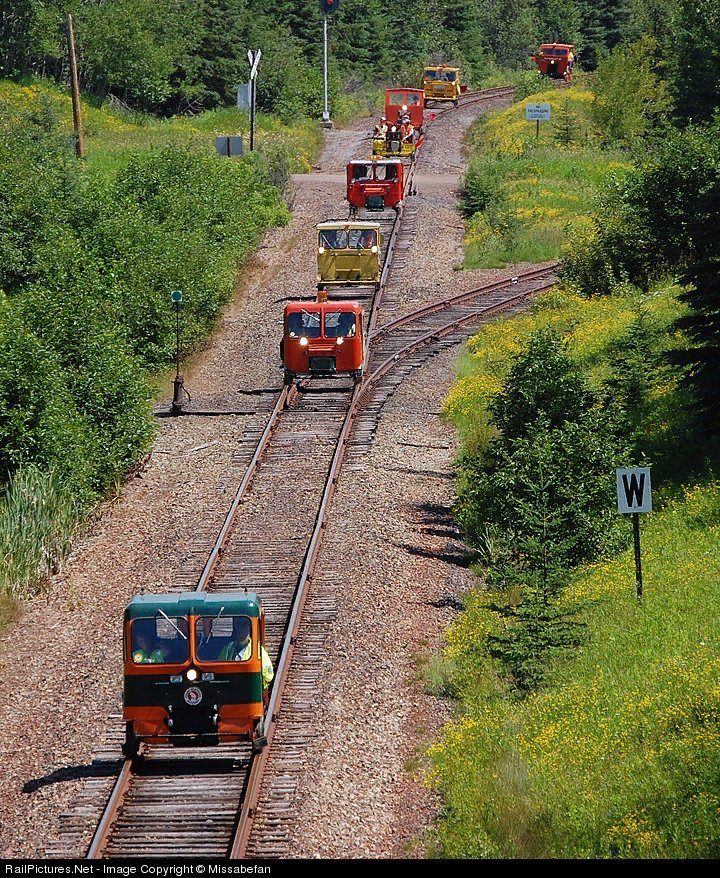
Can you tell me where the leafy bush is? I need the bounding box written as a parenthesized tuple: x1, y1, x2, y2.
(457, 330, 631, 570)
(590, 37, 673, 145)
(0, 88, 293, 595)
(459, 158, 506, 217)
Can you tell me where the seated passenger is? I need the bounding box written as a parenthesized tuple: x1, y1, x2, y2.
(373, 116, 388, 138)
(357, 230, 375, 249)
(217, 617, 274, 686)
(338, 313, 357, 337)
(217, 617, 253, 661)
(353, 163, 372, 181)
(401, 120, 415, 143)
(132, 622, 167, 664)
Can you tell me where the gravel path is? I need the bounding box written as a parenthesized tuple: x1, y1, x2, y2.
(0, 95, 513, 858)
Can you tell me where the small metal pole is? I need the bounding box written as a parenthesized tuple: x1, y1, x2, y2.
(170, 290, 184, 414)
(536, 119, 540, 141)
(66, 15, 84, 159)
(322, 14, 332, 127)
(633, 512, 643, 601)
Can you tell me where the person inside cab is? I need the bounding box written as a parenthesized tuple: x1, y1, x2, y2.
(355, 229, 376, 249)
(338, 312, 357, 337)
(131, 621, 167, 664)
(218, 617, 274, 686)
(353, 163, 372, 181)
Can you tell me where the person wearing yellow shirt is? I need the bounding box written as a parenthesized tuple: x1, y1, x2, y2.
(218, 617, 274, 686)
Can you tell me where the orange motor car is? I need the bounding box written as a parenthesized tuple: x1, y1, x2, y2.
(282, 295, 364, 384)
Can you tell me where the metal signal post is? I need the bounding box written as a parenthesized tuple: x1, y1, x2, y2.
(319, 0, 338, 128)
(171, 290, 185, 414)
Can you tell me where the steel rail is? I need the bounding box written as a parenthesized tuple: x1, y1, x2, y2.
(361, 278, 556, 402)
(85, 759, 133, 859)
(230, 378, 361, 858)
(370, 263, 559, 342)
(230, 270, 557, 858)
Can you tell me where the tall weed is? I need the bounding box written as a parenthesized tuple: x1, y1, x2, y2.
(0, 467, 82, 598)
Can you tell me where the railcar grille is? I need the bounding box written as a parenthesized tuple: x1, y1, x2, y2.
(309, 356, 336, 373)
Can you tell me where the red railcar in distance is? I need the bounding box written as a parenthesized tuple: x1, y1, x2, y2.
(282, 295, 364, 384)
(346, 159, 405, 215)
(384, 87, 425, 128)
(533, 43, 575, 81)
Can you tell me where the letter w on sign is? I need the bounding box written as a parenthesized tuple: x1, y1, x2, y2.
(616, 467, 652, 514)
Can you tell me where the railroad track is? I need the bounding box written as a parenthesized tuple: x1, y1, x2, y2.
(236, 263, 558, 856)
(50, 83, 528, 860)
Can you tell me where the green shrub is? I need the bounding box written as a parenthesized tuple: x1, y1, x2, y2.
(459, 158, 506, 217)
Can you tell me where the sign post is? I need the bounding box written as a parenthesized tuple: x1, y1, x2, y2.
(616, 467, 652, 600)
(322, 14, 331, 127)
(525, 102, 551, 140)
(247, 49, 262, 151)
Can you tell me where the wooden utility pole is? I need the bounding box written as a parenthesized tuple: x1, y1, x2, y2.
(66, 14, 84, 159)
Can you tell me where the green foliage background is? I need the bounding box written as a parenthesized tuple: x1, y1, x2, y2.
(2, 0, 717, 123)
(0, 84, 298, 595)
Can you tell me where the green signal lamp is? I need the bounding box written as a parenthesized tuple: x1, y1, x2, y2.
(171, 289, 183, 304)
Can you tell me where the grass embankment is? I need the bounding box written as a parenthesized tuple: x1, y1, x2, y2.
(461, 81, 628, 267)
(0, 79, 321, 611)
(431, 481, 720, 858)
(433, 285, 720, 857)
(429, 84, 720, 857)
(0, 79, 322, 173)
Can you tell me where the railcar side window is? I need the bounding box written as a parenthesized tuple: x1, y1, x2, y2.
(324, 311, 357, 338)
(195, 615, 254, 662)
(131, 617, 189, 664)
(287, 311, 321, 338)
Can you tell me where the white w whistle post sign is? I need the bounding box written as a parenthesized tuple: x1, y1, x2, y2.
(616, 467, 652, 600)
